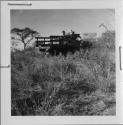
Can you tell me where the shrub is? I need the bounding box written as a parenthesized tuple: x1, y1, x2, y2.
(11, 30, 115, 115)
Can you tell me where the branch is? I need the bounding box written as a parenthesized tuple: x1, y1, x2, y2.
(11, 37, 22, 42)
(25, 37, 34, 45)
(16, 38, 22, 41)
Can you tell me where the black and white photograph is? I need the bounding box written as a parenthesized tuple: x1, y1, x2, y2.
(11, 9, 116, 116)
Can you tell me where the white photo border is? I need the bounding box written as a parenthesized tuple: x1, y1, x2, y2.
(1, 0, 123, 125)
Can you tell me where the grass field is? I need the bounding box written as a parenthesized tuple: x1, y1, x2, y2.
(11, 30, 116, 116)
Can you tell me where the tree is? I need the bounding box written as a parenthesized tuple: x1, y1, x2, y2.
(99, 23, 108, 31)
(11, 27, 39, 50)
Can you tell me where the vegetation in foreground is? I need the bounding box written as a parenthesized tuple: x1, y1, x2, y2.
(11, 31, 116, 116)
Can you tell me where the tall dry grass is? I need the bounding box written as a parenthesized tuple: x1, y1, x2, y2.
(11, 31, 115, 116)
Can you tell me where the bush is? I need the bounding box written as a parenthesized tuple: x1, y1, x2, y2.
(11, 30, 115, 115)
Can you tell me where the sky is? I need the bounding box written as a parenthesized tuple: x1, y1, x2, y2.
(11, 9, 115, 37)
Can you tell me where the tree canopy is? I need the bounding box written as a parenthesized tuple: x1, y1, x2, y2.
(11, 27, 39, 50)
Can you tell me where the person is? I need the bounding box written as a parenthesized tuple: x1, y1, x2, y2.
(62, 30, 66, 36)
(71, 30, 75, 34)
